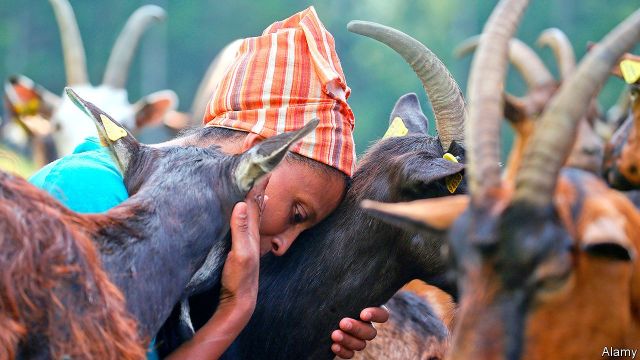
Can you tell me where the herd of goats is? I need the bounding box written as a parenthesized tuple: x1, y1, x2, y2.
(1, 0, 640, 359)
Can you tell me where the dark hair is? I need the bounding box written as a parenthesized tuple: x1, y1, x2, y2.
(177, 125, 247, 143)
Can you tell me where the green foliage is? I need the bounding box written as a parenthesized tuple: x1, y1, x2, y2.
(1, 0, 638, 157)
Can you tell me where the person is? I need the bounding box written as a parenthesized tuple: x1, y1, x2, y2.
(30, 6, 388, 360)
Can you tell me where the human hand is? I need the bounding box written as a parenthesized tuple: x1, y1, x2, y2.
(166, 178, 270, 360)
(330, 306, 390, 359)
(218, 175, 270, 311)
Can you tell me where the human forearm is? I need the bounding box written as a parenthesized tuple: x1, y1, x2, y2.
(165, 300, 255, 360)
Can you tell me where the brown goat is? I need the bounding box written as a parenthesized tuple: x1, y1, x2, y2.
(603, 53, 640, 190)
(353, 280, 455, 360)
(363, 1, 640, 359)
(0, 88, 312, 359)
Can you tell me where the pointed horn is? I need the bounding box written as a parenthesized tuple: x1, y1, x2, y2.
(466, 0, 530, 203)
(190, 39, 243, 125)
(102, 5, 166, 88)
(48, 0, 88, 85)
(537, 28, 576, 80)
(347, 20, 465, 150)
(515, 9, 640, 207)
(456, 35, 554, 90)
(361, 196, 469, 232)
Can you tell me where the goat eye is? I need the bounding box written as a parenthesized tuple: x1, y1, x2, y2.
(536, 273, 569, 293)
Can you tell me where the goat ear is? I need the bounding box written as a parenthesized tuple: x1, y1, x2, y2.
(4, 76, 61, 133)
(401, 156, 465, 194)
(133, 90, 178, 129)
(235, 119, 319, 193)
(385, 93, 429, 137)
(65, 87, 140, 174)
(361, 195, 469, 232)
(504, 93, 528, 125)
(581, 217, 635, 262)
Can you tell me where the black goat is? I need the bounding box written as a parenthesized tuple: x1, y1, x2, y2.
(156, 21, 467, 359)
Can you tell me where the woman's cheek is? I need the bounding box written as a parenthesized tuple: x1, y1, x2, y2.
(258, 199, 289, 236)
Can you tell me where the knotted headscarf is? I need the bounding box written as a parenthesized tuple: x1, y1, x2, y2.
(203, 6, 356, 176)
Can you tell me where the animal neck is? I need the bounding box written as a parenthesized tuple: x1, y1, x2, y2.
(86, 183, 235, 337)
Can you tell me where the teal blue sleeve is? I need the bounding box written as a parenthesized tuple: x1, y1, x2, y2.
(29, 146, 128, 214)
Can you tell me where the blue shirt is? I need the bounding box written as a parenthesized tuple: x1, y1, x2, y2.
(29, 137, 128, 213)
(29, 137, 159, 359)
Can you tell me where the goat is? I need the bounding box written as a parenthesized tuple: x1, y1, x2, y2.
(456, 29, 605, 176)
(3, 76, 59, 170)
(603, 53, 640, 190)
(0, 88, 314, 359)
(353, 280, 454, 360)
(363, 2, 640, 359)
(150, 20, 467, 359)
(5, 0, 177, 157)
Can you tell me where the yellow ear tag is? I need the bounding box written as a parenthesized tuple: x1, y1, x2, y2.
(620, 59, 640, 84)
(383, 117, 409, 139)
(100, 114, 128, 141)
(443, 152, 463, 194)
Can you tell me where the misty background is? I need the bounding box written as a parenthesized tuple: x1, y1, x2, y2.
(1, 0, 638, 156)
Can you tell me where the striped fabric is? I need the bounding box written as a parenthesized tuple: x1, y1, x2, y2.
(203, 6, 356, 176)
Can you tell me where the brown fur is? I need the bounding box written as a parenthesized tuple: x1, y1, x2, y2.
(401, 280, 456, 330)
(521, 174, 640, 359)
(616, 93, 640, 185)
(441, 171, 640, 360)
(0, 171, 145, 359)
(351, 281, 455, 360)
(505, 85, 604, 177)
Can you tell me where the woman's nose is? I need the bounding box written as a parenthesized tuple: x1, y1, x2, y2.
(271, 229, 303, 256)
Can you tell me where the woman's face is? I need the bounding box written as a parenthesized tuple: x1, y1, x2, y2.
(258, 158, 346, 256)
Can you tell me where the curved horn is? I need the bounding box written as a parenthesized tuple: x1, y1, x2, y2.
(456, 35, 554, 90)
(102, 5, 166, 88)
(190, 39, 243, 125)
(537, 28, 576, 80)
(465, 0, 530, 203)
(515, 9, 640, 207)
(48, 0, 88, 85)
(347, 20, 465, 150)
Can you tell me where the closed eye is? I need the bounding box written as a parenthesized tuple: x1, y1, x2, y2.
(291, 203, 307, 224)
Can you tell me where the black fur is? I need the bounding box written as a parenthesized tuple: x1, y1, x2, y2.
(151, 131, 466, 358)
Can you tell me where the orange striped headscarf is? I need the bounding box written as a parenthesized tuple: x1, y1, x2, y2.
(203, 6, 356, 176)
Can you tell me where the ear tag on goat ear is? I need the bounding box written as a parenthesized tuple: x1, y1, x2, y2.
(620, 60, 640, 84)
(383, 117, 409, 139)
(100, 114, 127, 142)
(443, 152, 463, 194)
(13, 99, 40, 116)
